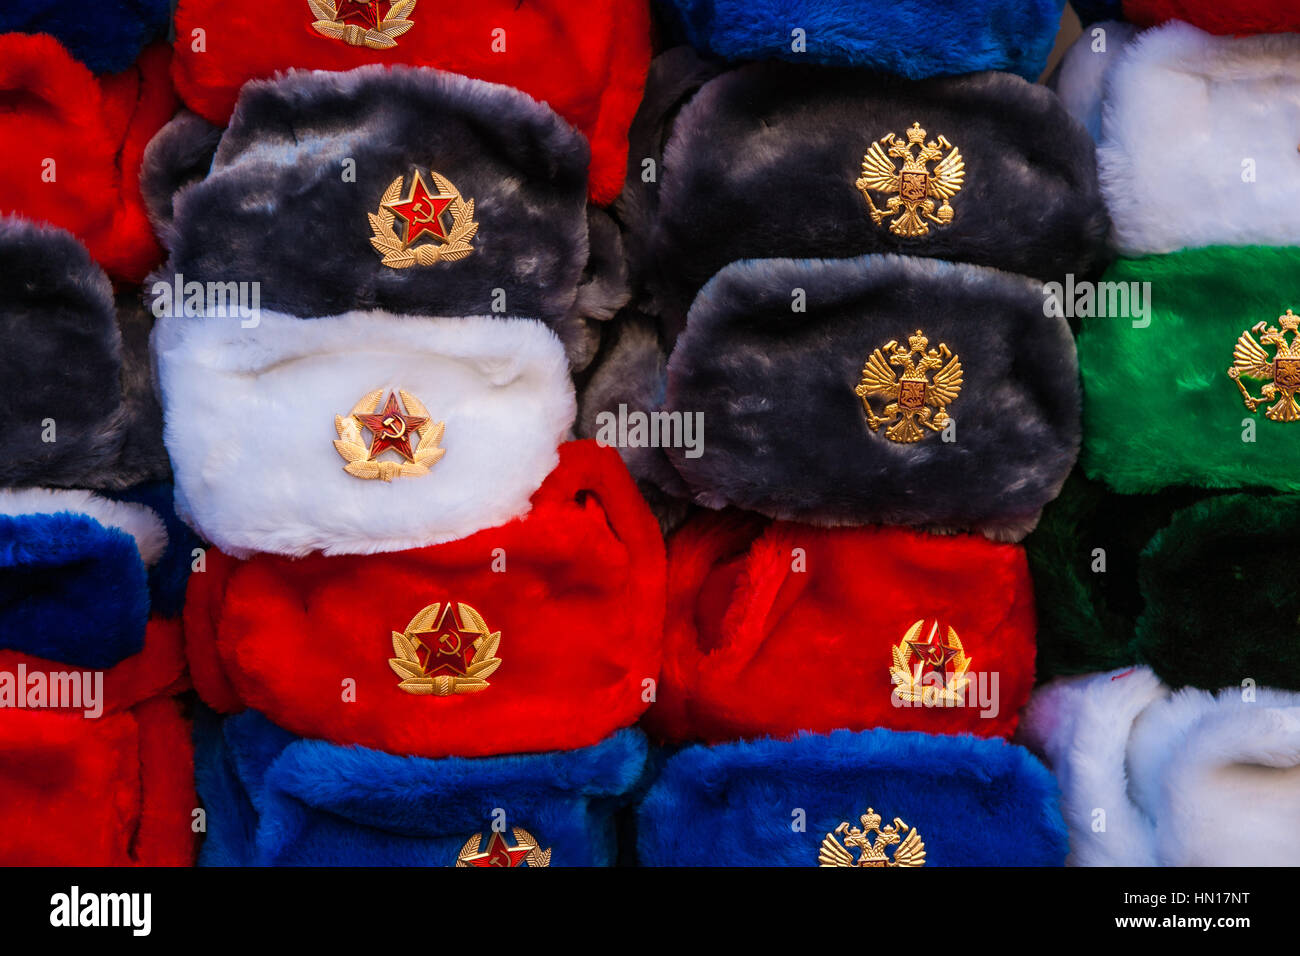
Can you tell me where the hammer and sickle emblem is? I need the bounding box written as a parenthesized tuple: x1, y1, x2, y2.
(412, 201, 436, 223)
(381, 415, 407, 439)
(437, 631, 461, 656)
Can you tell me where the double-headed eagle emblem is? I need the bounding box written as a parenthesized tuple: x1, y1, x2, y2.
(819, 808, 926, 868)
(856, 122, 964, 238)
(855, 329, 963, 443)
(1228, 309, 1300, 422)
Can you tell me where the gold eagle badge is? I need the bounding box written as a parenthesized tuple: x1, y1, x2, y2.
(456, 827, 551, 867)
(855, 329, 962, 443)
(389, 602, 502, 696)
(334, 388, 445, 481)
(856, 122, 964, 237)
(819, 809, 926, 868)
(309, 0, 415, 49)
(889, 620, 972, 706)
(369, 168, 478, 269)
(1229, 309, 1300, 422)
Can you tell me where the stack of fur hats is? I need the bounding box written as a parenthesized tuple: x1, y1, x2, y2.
(1021, 12, 1300, 865)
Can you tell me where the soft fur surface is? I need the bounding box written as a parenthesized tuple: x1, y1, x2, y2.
(1093, 22, 1300, 255)
(637, 729, 1067, 866)
(170, 0, 651, 203)
(661, 0, 1065, 80)
(183, 442, 667, 759)
(0, 696, 195, 866)
(195, 710, 649, 866)
(1020, 667, 1300, 866)
(639, 60, 1111, 335)
(1052, 20, 1138, 142)
(0, 489, 165, 668)
(139, 110, 223, 240)
(665, 255, 1081, 540)
(648, 511, 1037, 742)
(0, 0, 170, 73)
(1124, 0, 1300, 34)
(1078, 246, 1300, 493)
(154, 310, 574, 558)
(0, 35, 175, 282)
(109, 482, 201, 620)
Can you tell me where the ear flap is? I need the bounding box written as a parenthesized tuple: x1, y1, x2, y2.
(139, 109, 223, 250)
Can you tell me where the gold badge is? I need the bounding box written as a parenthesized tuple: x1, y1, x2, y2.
(456, 828, 551, 867)
(1229, 309, 1300, 422)
(856, 122, 964, 237)
(309, 0, 415, 49)
(856, 329, 963, 443)
(334, 388, 445, 481)
(389, 601, 501, 696)
(369, 168, 478, 269)
(819, 809, 926, 867)
(889, 619, 971, 706)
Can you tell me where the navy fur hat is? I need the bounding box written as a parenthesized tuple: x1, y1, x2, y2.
(0, 0, 171, 73)
(637, 729, 1067, 866)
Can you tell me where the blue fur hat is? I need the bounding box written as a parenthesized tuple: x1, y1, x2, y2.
(638, 729, 1067, 866)
(195, 709, 651, 866)
(0, 0, 171, 73)
(657, 0, 1067, 80)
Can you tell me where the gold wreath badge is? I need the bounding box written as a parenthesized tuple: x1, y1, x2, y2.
(819, 809, 926, 868)
(308, 0, 416, 49)
(389, 601, 502, 696)
(889, 619, 972, 706)
(369, 169, 478, 269)
(334, 388, 445, 481)
(856, 122, 964, 238)
(456, 828, 551, 867)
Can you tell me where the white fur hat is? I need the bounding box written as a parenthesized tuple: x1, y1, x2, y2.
(1018, 666, 1300, 866)
(1056, 20, 1300, 254)
(153, 311, 575, 557)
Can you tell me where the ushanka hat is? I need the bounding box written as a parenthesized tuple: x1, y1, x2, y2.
(637, 729, 1067, 866)
(1058, 22, 1300, 255)
(1020, 667, 1300, 866)
(170, 0, 650, 204)
(196, 710, 648, 866)
(184, 441, 665, 759)
(648, 512, 1036, 743)
(664, 255, 1081, 540)
(0, 0, 171, 73)
(1123, 0, 1300, 35)
(145, 65, 627, 369)
(1077, 246, 1300, 494)
(622, 55, 1110, 335)
(658, 0, 1066, 80)
(0, 35, 175, 283)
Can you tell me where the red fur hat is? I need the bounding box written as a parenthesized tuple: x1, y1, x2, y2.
(0, 34, 176, 283)
(184, 441, 666, 758)
(646, 512, 1037, 744)
(1123, 0, 1300, 34)
(171, 0, 650, 203)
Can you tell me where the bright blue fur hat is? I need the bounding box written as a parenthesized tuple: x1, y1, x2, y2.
(0, 0, 171, 73)
(658, 0, 1067, 81)
(195, 709, 651, 867)
(638, 729, 1067, 866)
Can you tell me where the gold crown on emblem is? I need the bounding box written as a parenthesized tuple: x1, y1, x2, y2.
(1229, 309, 1300, 423)
(819, 808, 926, 867)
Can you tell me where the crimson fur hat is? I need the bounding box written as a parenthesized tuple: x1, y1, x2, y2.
(0, 35, 175, 283)
(1123, 0, 1300, 34)
(170, 0, 650, 204)
(184, 441, 665, 759)
(647, 511, 1036, 744)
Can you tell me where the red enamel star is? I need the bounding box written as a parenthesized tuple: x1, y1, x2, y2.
(462, 831, 533, 868)
(357, 392, 428, 462)
(334, 0, 388, 30)
(907, 621, 960, 672)
(382, 171, 455, 247)
(411, 605, 474, 677)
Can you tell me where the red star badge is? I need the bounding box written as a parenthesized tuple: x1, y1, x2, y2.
(906, 621, 960, 672)
(382, 171, 455, 247)
(334, 1, 388, 30)
(411, 604, 475, 677)
(461, 831, 534, 868)
(356, 392, 428, 462)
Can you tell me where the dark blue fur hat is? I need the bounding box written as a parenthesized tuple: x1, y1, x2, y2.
(0, 0, 171, 73)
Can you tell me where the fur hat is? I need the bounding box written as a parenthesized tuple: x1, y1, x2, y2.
(0, 35, 175, 282)
(0, 0, 171, 73)
(1019, 666, 1300, 866)
(1123, 0, 1300, 34)
(1057, 21, 1300, 255)
(623, 55, 1110, 336)
(658, 0, 1066, 80)
(1077, 246, 1300, 494)
(195, 709, 648, 866)
(663, 255, 1081, 540)
(154, 309, 574, 558)
(144, 66, 627, 367)
(170, 0, 651, 204)
(647, 511, 1037, 743)
(183, 441, 665, 759)
(637, 729, 1067, 866)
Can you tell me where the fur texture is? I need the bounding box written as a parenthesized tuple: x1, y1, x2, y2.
(139, 110, 223, 240)
(1051, 20, 1138, 142)
(661, 0, 1065, 80)
(0, 0, 170, 73)
(665, 255, 1081, 540)
(637, 729, 1067, 866)
(1071, 0, 1124, 23)
(1124, 0, 1300, 34)
(1094, 22, 1300, 254)
(154, 310, 574, 558)
(648, 511, 1037, 743)
(195, 710, 649, 866)
(170, 0, 652, 204)
(182, 441, 667, 759)
(1078, 246, 1300, 494)
(109, 482, 201, 620)
(639, 61, 1111, 335)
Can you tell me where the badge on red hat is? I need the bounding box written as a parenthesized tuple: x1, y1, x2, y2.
(370, 168, 478, 269)
(389, 601, 502, 696)
(819, 809, 926, 868)
(889, 619, 973, 706)
(456, 827, 551, 868)
(856, 330, 963, 443)
(334, 388, 445, 481)
(856, 122, 964, 238)
(309, 0, 416, 49)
